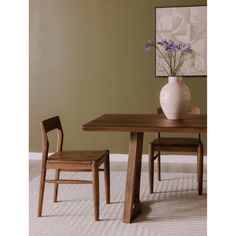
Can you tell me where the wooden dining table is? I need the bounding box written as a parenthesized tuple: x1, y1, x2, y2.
(82, 114, 207, 223)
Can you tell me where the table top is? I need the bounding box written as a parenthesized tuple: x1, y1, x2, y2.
(82, 114, 207, 133)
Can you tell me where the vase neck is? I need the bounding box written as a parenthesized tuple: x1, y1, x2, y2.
(168, 76, 183, 83)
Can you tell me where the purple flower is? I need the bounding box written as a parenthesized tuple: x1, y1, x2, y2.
(163, 40, 192, 54)
(158, 40, 169, 49)
(144, 40, 154, 51)
(145, 36, 194, 76)
(184, 46, 192, 53)
(158, 40, 181, 52)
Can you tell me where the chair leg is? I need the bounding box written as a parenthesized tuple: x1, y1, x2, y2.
(92, 162, 99, 221)
(148, 144, 154, 194)
(53, 169, 60, 202)
(104, 153, 110, 204)
(157, 152, 161, 181)
(38, 162, 47, 217)
(197, 143, 204, 195)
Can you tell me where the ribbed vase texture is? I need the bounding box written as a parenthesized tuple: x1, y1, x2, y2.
(160, 76, 191, 120)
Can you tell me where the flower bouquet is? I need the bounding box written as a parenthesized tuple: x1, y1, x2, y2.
(145, 37, 193, 120)
(145, 38, 193, 76)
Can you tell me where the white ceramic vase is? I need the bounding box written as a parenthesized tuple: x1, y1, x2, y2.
(160, 76, 191, 120)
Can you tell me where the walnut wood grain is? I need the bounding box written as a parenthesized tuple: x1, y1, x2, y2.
(82, 113, 207, 223)
(82, 114, 207, 133)
(123, 132, 143, 223)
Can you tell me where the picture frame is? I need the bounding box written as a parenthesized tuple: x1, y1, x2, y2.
(155, 6, 207, 77)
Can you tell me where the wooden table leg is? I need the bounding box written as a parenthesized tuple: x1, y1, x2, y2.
(123, 132, 143, 223)
(197, 142, 204, 195)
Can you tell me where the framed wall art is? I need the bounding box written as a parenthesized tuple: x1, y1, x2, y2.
(155, 6, 207, 77)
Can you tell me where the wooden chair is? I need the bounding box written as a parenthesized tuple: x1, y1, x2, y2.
(148, 107, 204, 195)
(38, 116, 110, 221)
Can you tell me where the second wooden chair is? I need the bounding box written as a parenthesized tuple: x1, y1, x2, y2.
(148, 107, 204, 195)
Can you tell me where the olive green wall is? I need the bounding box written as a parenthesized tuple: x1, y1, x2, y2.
(30, 0, 207, 154)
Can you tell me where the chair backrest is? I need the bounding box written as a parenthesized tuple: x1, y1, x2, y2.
(40, 116, 64, 160)
(156, 107, 201, 138)
(157, 107, 200, 115)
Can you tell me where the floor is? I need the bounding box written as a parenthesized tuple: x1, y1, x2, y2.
(29, 160, 207, 236)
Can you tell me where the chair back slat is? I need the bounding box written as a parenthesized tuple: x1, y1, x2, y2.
(157, 107, 200, 115)
(41, 116, 62, 133)
(156, 107, 201, 139)
(40, 116, 64, 159)
(186, 107, 200, 115)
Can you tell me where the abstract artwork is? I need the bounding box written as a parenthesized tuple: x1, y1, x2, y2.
(156, 6, 207, 76)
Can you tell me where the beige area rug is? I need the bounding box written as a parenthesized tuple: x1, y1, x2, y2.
(29, 171, 207, 236)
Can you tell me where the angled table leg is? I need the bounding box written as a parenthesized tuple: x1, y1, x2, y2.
(197, 142, 204, 195)
(123, 132, 143, 223)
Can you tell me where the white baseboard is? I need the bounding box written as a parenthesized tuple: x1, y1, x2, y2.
(29, 152, 207, 164)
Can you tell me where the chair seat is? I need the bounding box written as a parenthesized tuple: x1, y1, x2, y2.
(150, 137, 201, 148)
(47, 150, 108, 164)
